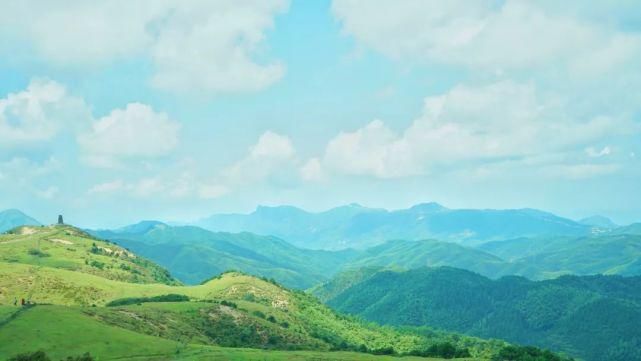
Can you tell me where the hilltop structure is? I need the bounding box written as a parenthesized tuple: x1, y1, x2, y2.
(57, 215, 64, 225)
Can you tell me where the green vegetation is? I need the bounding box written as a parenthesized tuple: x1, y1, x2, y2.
(322, 267, 641, 361)
(91, 223, 357, 288)
(0, 225, 178, 285)
(105, 293, 189, 306)
(93, 222, 641, 291)
(492, 346, 573, 361)
(0, 225, 493, 360)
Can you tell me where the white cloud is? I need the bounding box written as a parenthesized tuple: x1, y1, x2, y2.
(300, 158, 324, 182)
(1, 1, 288, 94)
(87, 180, 125, 195)
(332, 0, 641, 74)
(0, 79, 90, 147)
(35, 186, 59, 200)
(225, 131, 297, 184)
(585, 146, 611, 158)
(78, 103, 181, 167)
(319, 81, 635, 178)
(198, 184, 229, 199)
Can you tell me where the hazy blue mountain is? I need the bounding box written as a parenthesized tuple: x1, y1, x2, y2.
(612, 222, 641, 235)
(0, 209, 41, 232)
(196, 202, 591, 249)
(323, 267, 641, 361)
(91, 222, 358, 288)
(579, 215, 617, 229)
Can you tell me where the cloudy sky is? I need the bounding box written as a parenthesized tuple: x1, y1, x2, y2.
(1, 0, 640, 227)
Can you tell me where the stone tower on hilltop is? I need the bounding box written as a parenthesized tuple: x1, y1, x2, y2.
(58, 215, 64, 225)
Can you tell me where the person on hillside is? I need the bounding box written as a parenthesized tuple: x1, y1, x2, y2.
(13, 298, 17, 306)
(20, 298, 25, 306)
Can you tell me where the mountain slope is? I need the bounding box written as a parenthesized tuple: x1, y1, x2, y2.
(91, 222, 358, 288)
(0, 225, 503, 360)
(348, 239, 507, 278)
(196, 203, 590, 249)
(478, 234, 641, 279)
(323, 267, 641, 361)
(0, 209, 41, 233)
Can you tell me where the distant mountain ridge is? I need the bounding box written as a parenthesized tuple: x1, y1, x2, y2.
(0, 209, 41, 233)
(196, 202, 594, 249)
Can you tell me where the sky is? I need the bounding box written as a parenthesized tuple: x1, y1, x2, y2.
(0, 0, 640, 227)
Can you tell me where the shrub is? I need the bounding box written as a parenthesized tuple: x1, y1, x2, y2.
(106, 294, 190, 307)
(89, 260, 105, 269)
(28, 249, 49, 257)
(9, 351, 50, 361)
(220, 300, 237, 308)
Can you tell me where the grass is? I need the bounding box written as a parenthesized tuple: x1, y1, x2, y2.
(0, 225, 177, 285)
(0, 306, 477, 361)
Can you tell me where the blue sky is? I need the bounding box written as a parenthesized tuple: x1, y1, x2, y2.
(0, 0, 640, 227)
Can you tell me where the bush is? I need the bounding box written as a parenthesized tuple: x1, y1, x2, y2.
(252, 310, 266, 319)
(106, 294, 190, 307)
(220, 300, 237, 308)
(9, 351, 94, 361)
(493, 345, 574, 361)
(62, 353, 94, 361)
(408, 342, 471, 359)
(89, 260, 105, 269)
(9, 351, 50, 361)
(28, 249, 50, 257)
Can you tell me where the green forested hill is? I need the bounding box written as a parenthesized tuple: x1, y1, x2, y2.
(479, 234, 641, 279)
(0, 225, 513, 361)
(322, 267, 641, 361)
(91, 222, 358, 288)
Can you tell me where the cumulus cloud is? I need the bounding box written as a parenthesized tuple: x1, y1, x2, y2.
(317, 81, 635, 178)
(78, 103, 180, 167)
(224, 131, 298, 185)
(0, 1, 288, 94)
(0, 79, 90, 147)
(332, 0, 641, 74)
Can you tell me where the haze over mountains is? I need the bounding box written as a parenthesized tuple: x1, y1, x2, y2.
(196, 203, 602, 249)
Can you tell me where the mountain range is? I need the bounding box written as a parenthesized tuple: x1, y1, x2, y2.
(3, 207, 641, 289)
(196, 203, 602, 249)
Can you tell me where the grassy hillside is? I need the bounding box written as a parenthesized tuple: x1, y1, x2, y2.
(91, 223, 357, 288)
(0, 225, 178, 286)
(323, 267, 641, 361)
(0, 305, 470, 361)
(0, 225, 498, 360)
